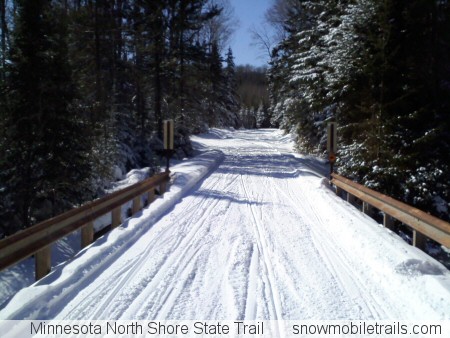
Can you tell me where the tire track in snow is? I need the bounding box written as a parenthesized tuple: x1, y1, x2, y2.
(60, 170, 231, 319)
(116, 183, 226, 319)
(4, 129, 450, 322)
(302, 188, 394, 319)
(256, 172, 340, 318)
(237, 138, 315, 319)
(150, 198, 240, 320)
(248, 142, 383, 319)
(115, 171, 243, 319)
(239, 174, 284, 336)
(72, 158, 248, 320)
(273, 177, 388, 319)
(244, 244, 258, 319)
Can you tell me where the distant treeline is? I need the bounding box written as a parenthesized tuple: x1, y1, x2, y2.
(236, 65, 271, 129)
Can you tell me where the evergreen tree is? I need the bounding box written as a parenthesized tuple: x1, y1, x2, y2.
(165, 0, 217, 126)
(267, 0, 450, 219)
(0, 0, 9, 79)
(0, 0, 92, 234)
(204, 43, 240, 128)
(236, 65, 269, 128)
(224, 47, 241, 127)
(207, 41, 224, 126)
(379, 0, 450, 212)
(67, 0, 118, 177)
(0, 0, 241, 236)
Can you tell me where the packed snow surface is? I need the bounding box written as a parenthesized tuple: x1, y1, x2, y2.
(1, 129, 450, 321)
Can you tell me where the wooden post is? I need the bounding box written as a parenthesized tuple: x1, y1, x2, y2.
(335, 186, 343, 197)
(413, 230, 427, 251)
(81, 222, 94, 249)
(363, 201, 374, 217)
(347, 192, 356, 206)
(383, 214, 395, 231)
(132, 196, 141, 215)
(35, 245, 51, 280)
(147, 189, 155, 205)
(112, 207, 121, 228)
(163, 120, 175, 171)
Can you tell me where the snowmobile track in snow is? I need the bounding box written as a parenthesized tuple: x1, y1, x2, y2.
(1, 129, 450, 322)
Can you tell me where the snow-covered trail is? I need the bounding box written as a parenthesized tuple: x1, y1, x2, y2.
(1, 129, 450, 321)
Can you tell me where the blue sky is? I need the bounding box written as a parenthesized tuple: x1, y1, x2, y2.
(228, 0, 273, 67)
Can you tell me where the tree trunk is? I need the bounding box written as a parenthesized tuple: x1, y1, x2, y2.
(0, 0, 7, 79)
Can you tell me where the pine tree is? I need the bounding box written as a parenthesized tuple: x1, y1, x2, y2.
(0, 0, 92, 234)
(267, 0, 450, 220)
(224, 47, 241, 127)
(165, 0, 220, 130)
(380, 0, 450, 212)
(67, 0, 117, 178)
(0, 0, 8, 79)
(207, 41, 224, 126)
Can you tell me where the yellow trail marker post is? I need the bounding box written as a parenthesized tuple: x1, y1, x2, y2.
(163, 120, 175, 172)
(327, 122, 337, 179)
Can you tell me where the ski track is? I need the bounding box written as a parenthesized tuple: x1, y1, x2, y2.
(2, 128, 450, 322)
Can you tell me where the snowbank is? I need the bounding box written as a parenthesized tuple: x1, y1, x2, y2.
(0, 149, 224, 310)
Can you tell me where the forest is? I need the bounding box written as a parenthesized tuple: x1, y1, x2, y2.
(1, 0, 450, 238)
(0, 0, 242, 236)
(236, 65, 270, 128)
(265, 0, 450, 222)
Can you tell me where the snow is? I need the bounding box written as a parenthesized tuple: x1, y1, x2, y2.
(434, 195, 449, 215)
(112, 166, 123, 181)
(0, 148, 224, 307)
(1, 129, 450, 321)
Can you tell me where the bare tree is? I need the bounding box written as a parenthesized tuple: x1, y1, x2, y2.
(201, 0, 239, 51)
(250, 24, 274, 61)
(250, 0, 294, 62)
(265, 0, 291, 42)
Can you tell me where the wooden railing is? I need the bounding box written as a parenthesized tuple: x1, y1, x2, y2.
(0, 171, 170, 280)
(331, 173, 450, 250)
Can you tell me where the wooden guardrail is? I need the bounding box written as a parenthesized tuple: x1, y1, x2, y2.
(331, 173, 450, 250)
(0, 171, 170, 280)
